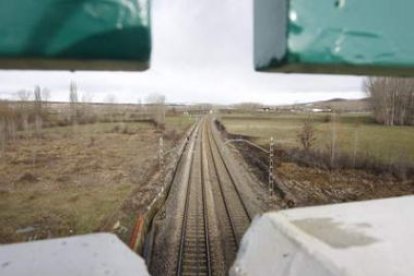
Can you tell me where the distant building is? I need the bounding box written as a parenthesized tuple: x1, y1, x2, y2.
(309, 108, 332, 113)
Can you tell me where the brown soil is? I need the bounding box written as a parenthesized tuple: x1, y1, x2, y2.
(277, 162, 414, 207)
(0, 120, 188, 244)
(217, 122, 414, 209)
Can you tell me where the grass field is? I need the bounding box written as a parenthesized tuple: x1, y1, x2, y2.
(220, 111, 414, 164)
(0, 113, 193, 243)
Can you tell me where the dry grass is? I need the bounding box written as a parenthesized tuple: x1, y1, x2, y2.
(221, 111, 414, 164)
(219, 110, 414, 207)
(0, 113, 193, 243)
(277, 162, 414, 207)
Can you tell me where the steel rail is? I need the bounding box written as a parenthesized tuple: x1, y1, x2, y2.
(200, 126, 212, 276)
(208, 121, 252, 222)
(176, 129, 197, 275)
(176, 122, 212, 276)
(205, 122, 244, 249)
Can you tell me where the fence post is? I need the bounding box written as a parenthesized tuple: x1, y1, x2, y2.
(159, 136, 165, 190)
(269, 136, 274, 196)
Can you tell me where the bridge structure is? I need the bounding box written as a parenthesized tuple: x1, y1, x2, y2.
(0, 1, 413, 276)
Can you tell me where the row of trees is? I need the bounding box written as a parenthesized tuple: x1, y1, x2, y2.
(2, 80, 167, 129)
(0, 86, 50, 155)
(364, 77, 414, 126)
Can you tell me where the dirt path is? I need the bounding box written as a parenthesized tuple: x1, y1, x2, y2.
(148, 117, 270, 275)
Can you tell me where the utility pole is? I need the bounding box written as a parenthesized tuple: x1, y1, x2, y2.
(159, 136, 165, 190)
(269, 136, 274, 196)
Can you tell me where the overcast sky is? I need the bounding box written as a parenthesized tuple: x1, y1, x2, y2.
(0, 0, 364, 105)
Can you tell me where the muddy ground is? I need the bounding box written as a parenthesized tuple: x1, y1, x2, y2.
(0, 119, 190, 244)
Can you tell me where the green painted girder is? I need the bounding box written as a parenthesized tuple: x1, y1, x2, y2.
(0, 0, 151, 71)
(255, 0, 414, 75)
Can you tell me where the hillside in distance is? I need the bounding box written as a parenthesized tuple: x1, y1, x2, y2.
(283, 97, 370, 112)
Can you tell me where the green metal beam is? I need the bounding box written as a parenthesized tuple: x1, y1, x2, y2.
(0, 0, 151, 71)
(255, 0, 414, 76)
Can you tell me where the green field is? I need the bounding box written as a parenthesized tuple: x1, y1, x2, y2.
(220, 111, 414, 164)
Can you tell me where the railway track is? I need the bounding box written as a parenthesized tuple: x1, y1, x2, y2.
(174, 118, 251, 275)
(176, 123, 212, 276)
(204, 120, 251, 257)
(149, 117, 253, 275)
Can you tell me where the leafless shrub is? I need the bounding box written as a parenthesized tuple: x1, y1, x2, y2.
(41, 88, 50, 108)
(103, 94, 119, 123)
(297, 115, 316, 152)
(146, 93, 166, 128)
(112, 125, 121, 133)
(18, 172, 38, 183)
(0, 118, 6, 155)
(77, 104, 97, 125)
(88, 136, 96, 147)
(364, 77, 414, 126)
(233, 102, 264, 111)
(17, 90, 31, 102)
(326, 112, 338, 169)
(121, 125, 130, 134)
(164, 129, 179, 142)
(214, 119, 227, 132)
(0, 101, 18, 153)
(34, 115, 43, 137)
(9, 86, 53, 134)
(22, 113, 29, 135)
(7, 117, 17, 143)
(322, 114, 331, 123)
(69, 81, 79, 124)
(33, 86, 42, 116)
(283, 148, 413, 180)
(111, 123, 131, 134)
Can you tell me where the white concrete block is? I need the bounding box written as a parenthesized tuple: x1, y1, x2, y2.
(0, 233, 149, 276)
(231, 196, 414, 276)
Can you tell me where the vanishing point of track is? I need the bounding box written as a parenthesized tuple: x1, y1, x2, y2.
(175, 118, 251, 275)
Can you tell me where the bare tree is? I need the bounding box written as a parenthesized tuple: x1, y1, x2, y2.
(0, 118, 5, 156)
(17, 90, 31, 102)
(17, 89, 31, 114)
(7, 117, 16, 144)
(81, 92, 93, 103)
(297, 115, 316, 152)
(137, 97, 142, 112)
(34, 114, 43, 137)
(235, 102, 264, 111)
(105, 94, 118, 122)
(327, 112, 338, 169)
(33, 86, 42, 115)
(69, 81, 79, 123)
(69, 81, 79, 103)
(15, 90, 31, 135)
(79, 92, 96, 124)
(0, 101, 17, 155)
(146, 93, 166, 127)
(33, 86, 43, 136)
(364, 77, 414, 126)
(41, 88, 50, 108)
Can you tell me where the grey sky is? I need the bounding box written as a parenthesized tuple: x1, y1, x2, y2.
(0, 0, 364, 104)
